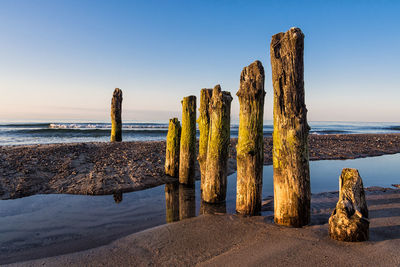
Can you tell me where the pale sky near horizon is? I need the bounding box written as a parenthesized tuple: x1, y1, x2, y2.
(0, 0, 399, 123)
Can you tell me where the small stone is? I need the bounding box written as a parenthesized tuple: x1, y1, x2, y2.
(329, 168, 369, 242)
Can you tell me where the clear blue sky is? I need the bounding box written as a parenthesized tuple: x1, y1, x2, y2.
(0, 0, 399, 122)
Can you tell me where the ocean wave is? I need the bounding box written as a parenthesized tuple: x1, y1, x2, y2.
(310, 129, 349, 134)
(48, 123, 169, 130)
(0, 123, 51, 128)
(9, 128, 169, 136)
(386, 126, 400, 131)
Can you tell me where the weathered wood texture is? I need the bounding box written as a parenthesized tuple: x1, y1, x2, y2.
(179, 96, 197, 185)
(110, 88, 123, 142)
(165, 182, 180, 223)
(200, 201, 227, 215)
(271, 27, 310, 227)
(202, 85, 232, 203)
(236, 61, 266, 215)
(197, 89, 213, 193)
(165, 118, 181, 177)
(329, 168, 369, 241)
(179, 184, 196, 220)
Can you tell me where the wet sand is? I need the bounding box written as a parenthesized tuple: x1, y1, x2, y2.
(8, 188, 400, 266)
(1, 133, 400, 200)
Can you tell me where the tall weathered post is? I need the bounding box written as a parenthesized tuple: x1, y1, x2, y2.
(270, 27, 310, 227)
(165, 182, 180, 223)
(197, 89, 213, 194)
(165, 118, 181, 177)
(111, 88, 123, 142)
(179, 95, 197, 185)
(202, 85, 232, 203)
(236, 61, 266, 215)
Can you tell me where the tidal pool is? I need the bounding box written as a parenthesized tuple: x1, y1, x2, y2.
(1, 153, 399, 264)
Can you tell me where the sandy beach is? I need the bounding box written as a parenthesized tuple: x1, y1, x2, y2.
(1, 133, 400, 200)
(5, 187, 399, 266)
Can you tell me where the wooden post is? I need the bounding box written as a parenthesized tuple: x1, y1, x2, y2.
(236, 61, 266, 215)
(200, 201, 226, 215)
(270, 27, 310, 227)
(329, 168, 369, 241)
(179, 95, 197, 185)
(202, 85, 232, 203)
(179, 184, 196, 220)
(165, 182, 180, 223)
(165, 118, 181, 177)
(111, 88, 123, 142)
(197, 89, 213, 194)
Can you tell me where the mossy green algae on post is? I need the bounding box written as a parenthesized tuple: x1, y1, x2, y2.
(165, 118, 181, 177)
(236, 61, 265, 215)
(202, 85, 232, 203)
(179, 95, 197, 185)
(110, 88, 123, 142)
(197, 89, 213, 193)
(270, 28, 310, 227)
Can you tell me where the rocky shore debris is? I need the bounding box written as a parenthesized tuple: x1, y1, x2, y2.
(1, 134, 400, 200)
(329, 168, 369, 241)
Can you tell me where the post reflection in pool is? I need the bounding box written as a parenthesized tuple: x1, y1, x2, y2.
(113, 191, 123, 203)
(164, 182, 196, 223)
(179, 184, 196, 220)
(165, 183, 179, 223)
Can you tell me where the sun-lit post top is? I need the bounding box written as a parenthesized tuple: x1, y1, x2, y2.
(110, 88, 123, 142)
(271, 27, 310, 227)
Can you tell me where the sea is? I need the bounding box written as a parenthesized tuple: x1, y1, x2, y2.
(0, 121, 400, 146)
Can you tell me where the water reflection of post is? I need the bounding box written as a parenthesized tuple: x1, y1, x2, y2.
(113, 191, 123, 203)
(200, 201, 226, 215)
(165, 183, 180, 223)
(179, 184, 196, 220)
